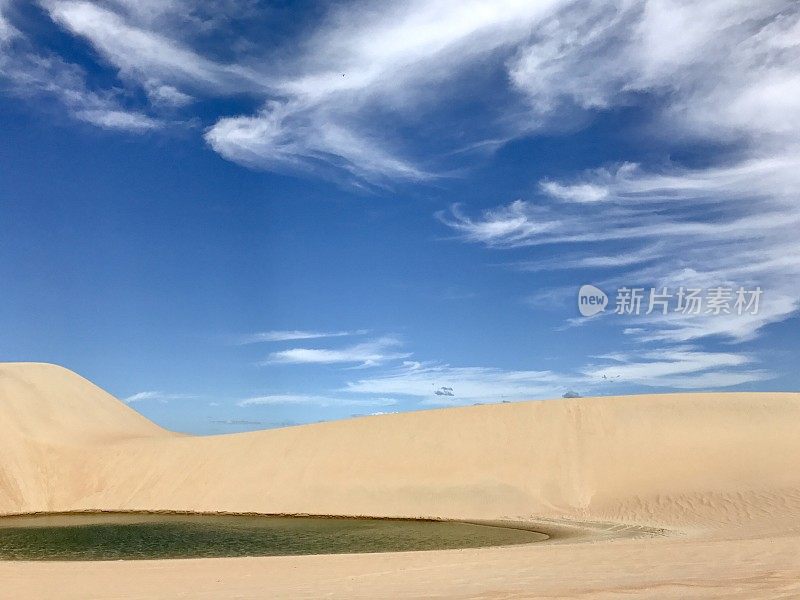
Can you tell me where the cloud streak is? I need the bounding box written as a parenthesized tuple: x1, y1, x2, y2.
(43, 0, 262, 93)
(263, 336, 411, 367)
(0, 3, 162, 131)
(343, 361, 568, 405)
(437, 2, 800, 345)
(235, 329, 368, 345)
(341, 350, 771, 406)
(5, 1, 798, 187)
(583, 347, 772, 389)
(441, 157, 800, 344)
(237, 394, 397, 408)
(123, 390, 198, 403)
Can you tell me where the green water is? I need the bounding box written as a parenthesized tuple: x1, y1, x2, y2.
(0, 513, 545, 560)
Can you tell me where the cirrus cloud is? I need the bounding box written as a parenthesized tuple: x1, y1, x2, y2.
(263, 336, 411, 368)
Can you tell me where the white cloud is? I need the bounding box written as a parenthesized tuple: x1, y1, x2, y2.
(440, 200, 564, 248)
(74, 108, 160, 130)
(123, 390, 197, 403)
(437, 2, 800, 376)
(243, 347, 772, 409)
(479, 2, 800, 347)
(582, 347, 772, 389)
(441, 155, 800, 250)
(213, 0, 794, 183)
(43, 1, 255, 92)
(507, 0, 800, 139)
(237, 394, 397, 408)
(0, 0, 18, 43)
(264, 336, 410, 367)
(442, 156, 800, 345)
(343, 361, 567, 405)
(0, 5, 162, 132)
(439, 4, 800, 344)
(203, 0, 565, 183)
(340, 349, 770, 403)
(6, 1, 797, 186)
(235, 329, 368, 344)
(511, 243, 664, 272)
(539, 181, 609, 203)
(145, 81, 193, 107)
(2, 0, 256, 133)
(205, 101, 431, 185)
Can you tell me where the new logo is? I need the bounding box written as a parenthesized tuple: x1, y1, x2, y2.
(578, 284, 608, 317)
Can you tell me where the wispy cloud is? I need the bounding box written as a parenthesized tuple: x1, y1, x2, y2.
(341, 350, 770, 404)
(210, 418, 266, 426)
(5, 1, 799, 186)
(0, 0, 18, 42)
(263, 336, 410, 368)
(582, 347, 772, 389)
(235, 329, 368, 345)
(510, 243, 665, 273)
(205, 0, 566, 183)
(204, 1, 800, 183)
(437, 3, 800, 345)
(123, 390, 198, 403)
(237, 394, 397, 408)
(74, 108, 161, 131)
(539, 181, 609, 203)
(441, 157, 800, 344)
(42, 0, 259, 93)
(0, 5, 162, 132)
(238, 344, 772, 412)
(343, 361, 568, 405)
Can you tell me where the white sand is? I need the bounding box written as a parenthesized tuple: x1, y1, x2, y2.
(1, 362, 799, 598)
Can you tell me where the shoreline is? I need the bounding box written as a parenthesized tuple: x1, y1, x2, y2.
(0, 509, 671, 542)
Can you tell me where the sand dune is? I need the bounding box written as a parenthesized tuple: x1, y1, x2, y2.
(2, 362, 798, 528)
(1, 362, 800, 598)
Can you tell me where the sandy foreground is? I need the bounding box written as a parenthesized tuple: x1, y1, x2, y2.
(1, 362, 799, 599)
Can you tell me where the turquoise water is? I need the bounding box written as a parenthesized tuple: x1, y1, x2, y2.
(0, 513, 545, 560)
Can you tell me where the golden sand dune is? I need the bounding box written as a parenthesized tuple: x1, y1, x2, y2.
(1, 362, 799, 598)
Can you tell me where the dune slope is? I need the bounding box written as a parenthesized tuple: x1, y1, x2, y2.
(1, 362, 799, 533)
(0, 363, 169, 512)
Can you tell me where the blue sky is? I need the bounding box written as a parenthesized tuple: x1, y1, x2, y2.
(1, 0, 799, 434)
